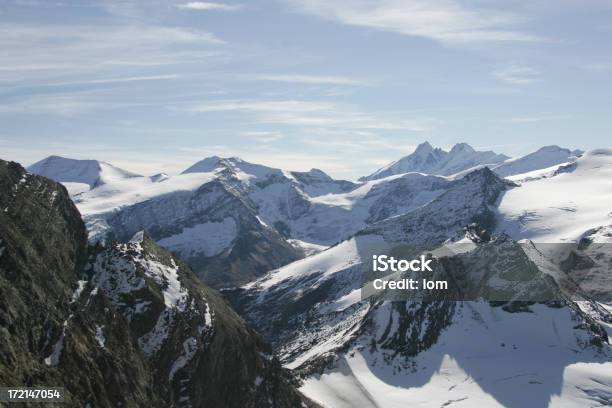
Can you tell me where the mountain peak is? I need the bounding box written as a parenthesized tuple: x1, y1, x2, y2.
(27, 155, 141, 189)
(181, 156, 225, 174)
(360, 142, 507, 181)
(181, 156, 249, 174)
(414, 141, 434, 154)
(292, 168, 332, 180)
(449, 142, 475, 154)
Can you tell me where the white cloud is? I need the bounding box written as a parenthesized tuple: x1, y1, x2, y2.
(0, 92, 101, 116)
(283, 0, 541, 45)
(241, 131, 284, 143)
(494, 65, 540, 85)
(251, 74, 371, 86)
(0, 23, 224, 83)
(189, 99, 432, 131)
(34, 75, 182, 88)
(191, 99, 334, 113)
(177, 2, 241, 11)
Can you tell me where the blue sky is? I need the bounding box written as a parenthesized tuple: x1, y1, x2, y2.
(1, 0, 611, 179)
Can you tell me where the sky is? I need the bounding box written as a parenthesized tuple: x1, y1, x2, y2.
(1, 0, 611, 180)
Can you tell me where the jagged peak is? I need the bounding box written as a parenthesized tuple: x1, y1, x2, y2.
(361, 141, 508, 181)
(413, 141, 434, 154)
(449, 142, 475, 154)
(290, 168, 333, 183)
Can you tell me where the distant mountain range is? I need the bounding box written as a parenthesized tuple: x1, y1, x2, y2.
(24, 142, 586, 288)
(360, 141, 582, 181)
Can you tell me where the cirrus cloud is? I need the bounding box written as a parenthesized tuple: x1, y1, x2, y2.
(177, 2, 242, 11)
(282, 0, 543, 45)
(494, 64, 540, 85)
(188, 99, 433, 131)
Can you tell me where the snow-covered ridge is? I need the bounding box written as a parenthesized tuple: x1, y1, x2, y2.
(74, 171, 218, 215)
(491, 145, 582, 177)
(70, 154, 455, 256)
(27, 155, 141, 194)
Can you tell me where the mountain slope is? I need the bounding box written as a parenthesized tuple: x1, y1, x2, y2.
(88, 232, 310, 407)
(230, 168, 513, 349)
(230, 166, 611, 408)
(492, 145, 583, 177)
(300, 301, 610, 408)
(497, 149, 612, 242)
(0, 159, 313, 407)
(360, 142, 508, 181)
(363, 167, 511, 245)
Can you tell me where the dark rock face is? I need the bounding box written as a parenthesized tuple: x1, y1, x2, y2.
(364, 174, 451, 224)
(0, 160, 156, 406)
(363, 167, 513, 246)
(0, 160, 312, 407)
(88, 233, 309, 407)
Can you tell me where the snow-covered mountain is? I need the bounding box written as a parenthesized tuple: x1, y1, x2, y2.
(231, 167, 515, 350)
(60, 156, 366, 287)
(230, 163, 612, 408)
(28, 145, 601, 290)
(360, 142, 509, 181)
(80, 160, 305, 288)
(57, 156, 459, 287)
(27, 155, 142, 194)
(77, 158, 453, 243)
